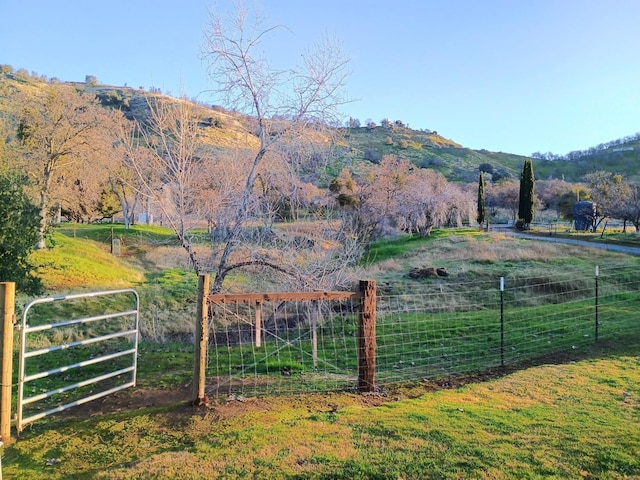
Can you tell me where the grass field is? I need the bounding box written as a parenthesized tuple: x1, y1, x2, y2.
(3, 346, 638, 479)
(2, 223, 639, 478)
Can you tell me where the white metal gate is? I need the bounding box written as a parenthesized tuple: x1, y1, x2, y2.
(17, 289, 139, 432)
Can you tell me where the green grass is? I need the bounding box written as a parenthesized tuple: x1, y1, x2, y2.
(3, 351, 638, 479)
(3, 225, 640, 478)
(19, 226, 640, 400)
(29, 231, 144, 292)
(55, 223, 178, 245)
(196, 288, 639, 395)
(363, 228, 483, 264)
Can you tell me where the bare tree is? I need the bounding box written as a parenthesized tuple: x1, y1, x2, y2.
(328, 163, 394, 249)
(489, 181, 521, 223)
(110, 120, 151, 228)
(330, 156, 467, 243)
(14, 84, 120, 247)
(396, 166, 462, 236)
(583, 171, 628, 231)
(618, 182, 640, 232)
(200, 2, 351, 293)
(118, 96, 206, 270)
(536, 179, 574, 219)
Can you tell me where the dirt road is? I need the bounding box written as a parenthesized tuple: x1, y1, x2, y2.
(495, 228, 640, 256)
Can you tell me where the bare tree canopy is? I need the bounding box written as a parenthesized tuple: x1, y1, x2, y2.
(330, 156, 471, 246)
(113, 2, 355, 294)
(197, 2, 352, 293)
(201, 2, 350, 130)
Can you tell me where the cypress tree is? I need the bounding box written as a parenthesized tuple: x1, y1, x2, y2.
(518, 159, 535, 229)
(476, 172, 486, 229)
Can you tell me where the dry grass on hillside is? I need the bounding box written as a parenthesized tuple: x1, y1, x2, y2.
(362, 231, 617, 283)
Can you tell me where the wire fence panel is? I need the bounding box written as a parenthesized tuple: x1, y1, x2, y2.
(597, 264, 640, 341)
(376, 278, 503, 384)
(206, 297, 361, 398)
(203, 266, 640, 397)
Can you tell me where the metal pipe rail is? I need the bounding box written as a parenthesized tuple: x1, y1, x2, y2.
(17, 289, 139, 432)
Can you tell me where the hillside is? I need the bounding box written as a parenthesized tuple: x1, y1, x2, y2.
(2, 67, 639, 183)
(533, 138, 640, 181)
(336, 124, 530, 182)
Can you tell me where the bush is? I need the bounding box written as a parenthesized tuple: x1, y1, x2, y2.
(364, 149, 382, 163)
(0, 173, 43, 294)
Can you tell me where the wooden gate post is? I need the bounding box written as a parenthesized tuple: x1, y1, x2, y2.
(0, 282, 16, 443)
(193, 275, 210, 406)
(357, 280, 376, 393)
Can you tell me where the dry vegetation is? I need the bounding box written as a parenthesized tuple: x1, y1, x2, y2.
(362, 230, 606, 284)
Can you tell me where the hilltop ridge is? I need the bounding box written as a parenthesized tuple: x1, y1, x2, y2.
(2, 67, 639, 183)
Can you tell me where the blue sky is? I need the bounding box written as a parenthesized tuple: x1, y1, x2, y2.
(2, 0, 639, 156)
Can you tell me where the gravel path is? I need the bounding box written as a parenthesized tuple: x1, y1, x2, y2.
(494, 228, 640, 256)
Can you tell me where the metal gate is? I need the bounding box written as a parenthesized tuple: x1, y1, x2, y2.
(17, 289, 139, 432)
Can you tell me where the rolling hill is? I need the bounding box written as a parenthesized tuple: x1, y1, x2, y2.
(2, 67, 639, 183)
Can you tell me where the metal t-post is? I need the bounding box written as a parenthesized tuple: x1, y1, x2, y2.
(595, 266, 599, 342)
(500, 277, 505, 367)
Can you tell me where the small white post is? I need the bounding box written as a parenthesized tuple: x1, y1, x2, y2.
(255, 302, 262, 348)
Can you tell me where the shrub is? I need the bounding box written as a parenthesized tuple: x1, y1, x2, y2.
(0, 173, 43, 294)
(364, 149, 382, 163)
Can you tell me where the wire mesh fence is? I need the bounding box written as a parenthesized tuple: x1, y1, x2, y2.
(204, 291, 364, 398)
(203, 264, 640, 398)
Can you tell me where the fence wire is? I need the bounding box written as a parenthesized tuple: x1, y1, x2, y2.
(206, 298, 361, 398)
(204, 265, 640, 398)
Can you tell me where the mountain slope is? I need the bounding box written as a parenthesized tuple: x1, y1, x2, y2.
(2, 68, 638, 183)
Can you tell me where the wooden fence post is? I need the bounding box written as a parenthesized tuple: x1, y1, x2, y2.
(358, 280, 376, 392)
(193, 275, 209, 406)
(0, 282, 16, 443)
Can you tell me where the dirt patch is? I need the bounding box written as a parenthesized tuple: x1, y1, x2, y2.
(58, 385, 194, 419)
(59, 383, 392, 422)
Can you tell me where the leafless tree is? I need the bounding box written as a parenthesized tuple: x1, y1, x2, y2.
(331, 156, 469, 244)
(118, 96, 206, 270)
(583, 171, 629, 230)
(111, 120, 153, 228)
(618, 182, 640, 232)
(396, 165, 464, 236)
(200, 2, 352, 293)
(536, 179, 574, 219)
(488, 181, 521, 223)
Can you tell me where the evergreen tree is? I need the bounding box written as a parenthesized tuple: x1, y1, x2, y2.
(0, 173, 43, 294)
(518, 159, 535, 229)
(477, 172, 486, 229)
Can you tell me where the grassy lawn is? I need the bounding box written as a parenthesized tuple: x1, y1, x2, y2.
(3, 224, 639, 478)
(2, 348, 638, 479)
